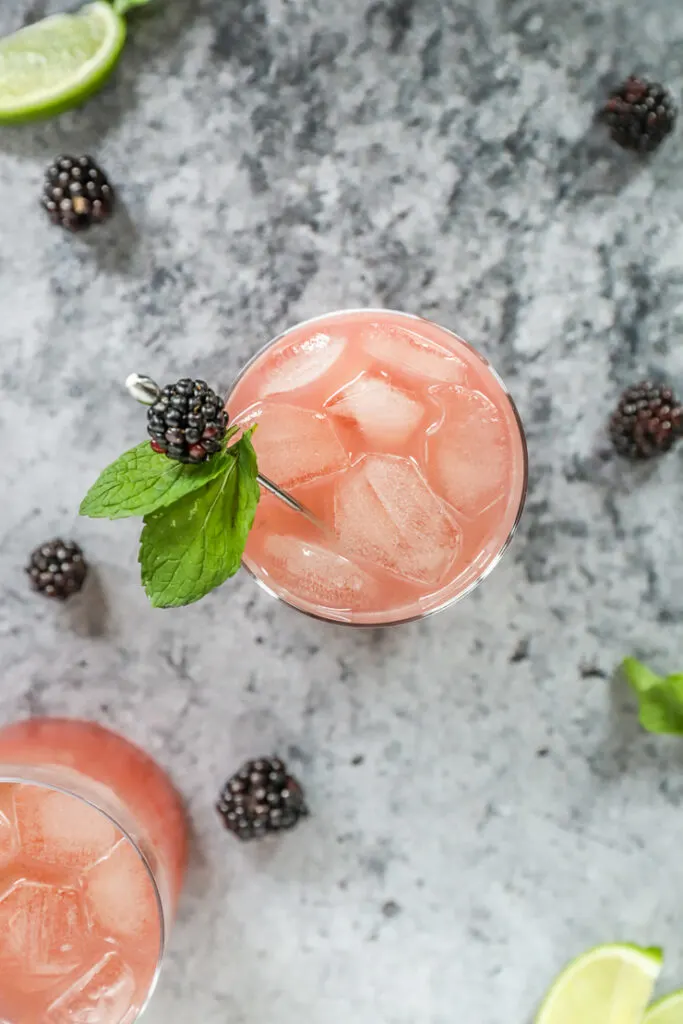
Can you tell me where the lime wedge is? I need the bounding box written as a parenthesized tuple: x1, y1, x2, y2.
(0, 2, 126, 123)
(646, 991, 683, 1023)
(535, 943, 663, 1024)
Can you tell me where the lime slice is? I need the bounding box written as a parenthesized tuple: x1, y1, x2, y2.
(0, 2, 126, 123)
(645, 991, 683, 1023)
(535, 943, 663, 1024)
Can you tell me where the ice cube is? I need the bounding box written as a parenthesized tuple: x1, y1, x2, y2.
(264, 534, 377, 610)
(0, 881, 87, 982)
(247, 403, 348, 488)
(364, 324, 468, 383)
(86, 838, 158, 943)
(427, 388, 509, 516)
(47, 952, 136, 1024)
(15, 785, 119, 871)
(327, 373, 425, 446)
(262, 333, 346, 396)
(334, 455, 460, 584)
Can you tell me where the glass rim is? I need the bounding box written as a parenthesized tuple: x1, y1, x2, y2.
(0, 765, 166, 1024)
(228, 307, 529, 628)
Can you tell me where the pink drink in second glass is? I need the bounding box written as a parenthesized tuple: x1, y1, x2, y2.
(228, 309, 527, 625)
(0, 719, 187, 1024)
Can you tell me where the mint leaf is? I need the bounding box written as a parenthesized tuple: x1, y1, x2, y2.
(638, 681, 683, 734)
(80, 441, 235, 520)
(139, 431, 260, 608)
(112, 0, 153, 15)
(622, 658, 683, 734)
(622, 657, 662, 694)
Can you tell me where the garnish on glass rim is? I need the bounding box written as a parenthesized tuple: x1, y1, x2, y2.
(80, 375, 261, 609)
(80, 375, 326, 608)
(126, 374, 326, 525)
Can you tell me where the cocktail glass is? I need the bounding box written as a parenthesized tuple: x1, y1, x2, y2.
(227, 308, 528, 626)
(0, 718, 187, 1024)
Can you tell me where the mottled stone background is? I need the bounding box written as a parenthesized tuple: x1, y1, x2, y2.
(1, 0, 683, 1021)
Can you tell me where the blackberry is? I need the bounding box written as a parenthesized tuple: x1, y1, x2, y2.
(26, 539, 88, 600)
(216, 757, 309, 841)
(42, 155, 114, 231)
(147, 379, 228, 464)
(609, 381, 683, 459)
(602, 76, 677, 153)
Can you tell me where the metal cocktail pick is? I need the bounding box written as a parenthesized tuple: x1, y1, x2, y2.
(125, 374, 328, 531)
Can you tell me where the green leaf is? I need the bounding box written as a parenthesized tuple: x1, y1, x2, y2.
(112, 0, 153, 16)
(622, 657, 662, 695)
(80, 441, 234, 520)
(138, 431, 260, 608)
(622, 658, 683, 735)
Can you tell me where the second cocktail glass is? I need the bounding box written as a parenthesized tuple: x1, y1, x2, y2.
(0, 718, 187, 1024)
(227, 308, 528, 626)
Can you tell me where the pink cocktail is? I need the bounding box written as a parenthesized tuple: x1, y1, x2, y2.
(0, 719, 187, 1024)
(228, 309, 527, 625)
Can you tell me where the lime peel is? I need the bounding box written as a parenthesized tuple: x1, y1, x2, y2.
(113, 0, 153, 14)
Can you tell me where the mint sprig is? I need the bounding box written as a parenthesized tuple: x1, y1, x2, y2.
(139, 430, 260, 608)
(80, 426, 240, 520)
(79, 427, 259, 608)
(622, 657, 683, 734)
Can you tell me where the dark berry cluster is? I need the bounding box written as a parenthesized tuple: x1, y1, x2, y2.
(26, 539, 88, 600)
(602, 76, 677, 153)
(42, 155, 114, 231)
(147, 379, 228, 464)
(610, 381, 683, 459)
(216, 757, 309, 841)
